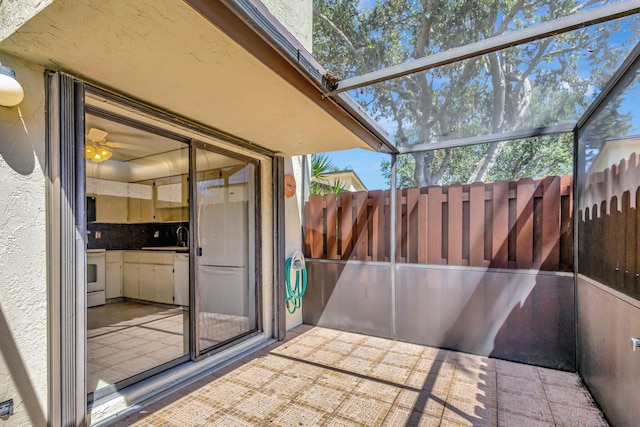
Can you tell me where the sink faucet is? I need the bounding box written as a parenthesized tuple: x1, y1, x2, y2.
(176, 225, 189, 247)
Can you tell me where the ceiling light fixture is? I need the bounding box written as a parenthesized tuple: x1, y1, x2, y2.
(85, 143, 112, 162)
(0, 64, 24, 107)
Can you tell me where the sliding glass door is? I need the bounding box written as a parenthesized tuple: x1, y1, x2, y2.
(192, 144, 258, 355)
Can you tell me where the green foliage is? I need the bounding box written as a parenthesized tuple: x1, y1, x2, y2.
(311, 153, 347, 194)
(382, 134, 573, 187)
(313, 0, 638, 185)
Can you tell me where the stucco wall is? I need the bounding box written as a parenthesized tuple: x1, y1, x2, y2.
(260, 0, 313, 51)
(283, 156, 307, 329)
(0, 0, 55, 42)
(0, 55, 48, 426)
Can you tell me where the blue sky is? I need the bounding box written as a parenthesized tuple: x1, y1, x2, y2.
(326, 148, 390, 190)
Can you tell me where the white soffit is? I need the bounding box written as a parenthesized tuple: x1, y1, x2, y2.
(0, 0, 371, 156)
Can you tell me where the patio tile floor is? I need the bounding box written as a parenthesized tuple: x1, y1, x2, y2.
(115, 324, 608, 426)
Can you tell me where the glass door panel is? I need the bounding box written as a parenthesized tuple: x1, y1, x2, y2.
(193, 146, 257, 354)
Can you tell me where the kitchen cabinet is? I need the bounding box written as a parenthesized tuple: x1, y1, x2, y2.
(123, 251, 175, 304)
(96, 195, 128, 223)
(105, 251, 123, 299)
(128, 197, 154, 223)
(139, 263, 174, 304)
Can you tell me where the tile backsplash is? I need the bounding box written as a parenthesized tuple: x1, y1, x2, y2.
(87, 222, 188, 250)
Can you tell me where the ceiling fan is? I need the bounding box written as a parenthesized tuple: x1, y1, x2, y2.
(86, 127, 144, 162)
(85, 128, 114, 162)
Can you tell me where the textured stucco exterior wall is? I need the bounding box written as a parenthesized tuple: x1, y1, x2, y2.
(260, 0, 312, 329)
(283, 156, 308, 329)
(0, 55, 48, 426)
(260, 0, 313, 51)
(0, 0, 55, 42)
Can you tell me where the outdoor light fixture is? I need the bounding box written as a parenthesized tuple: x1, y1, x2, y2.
(85, 144, 113, 162)
(0, 64, 24, 107)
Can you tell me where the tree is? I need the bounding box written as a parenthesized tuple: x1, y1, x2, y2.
(310, 153, 347, 194)
(381, 133, 573, 187)
(313, 0, 638, 185)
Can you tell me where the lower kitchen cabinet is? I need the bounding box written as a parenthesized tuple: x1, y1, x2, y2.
(123, 251, 175, 304)
(105, 250, 123, 299)
(139, 263, 174, 304)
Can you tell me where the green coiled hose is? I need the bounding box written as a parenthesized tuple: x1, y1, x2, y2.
(285, 252, 307, 314)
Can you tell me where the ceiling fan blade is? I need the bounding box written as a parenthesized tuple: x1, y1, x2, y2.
(104, 141, 142, 149)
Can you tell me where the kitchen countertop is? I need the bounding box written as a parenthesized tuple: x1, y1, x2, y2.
(141, 246, 189, 252)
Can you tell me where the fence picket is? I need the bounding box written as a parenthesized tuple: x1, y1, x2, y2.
(541, 176, 561, 271)
(304, 175, 576, 273)
(448, 185, 464, 265)
(428, 186, 443, 264)
(491, 181, 510, 269)
(469, 182, 485, 266)
(340, 192, 353, 260)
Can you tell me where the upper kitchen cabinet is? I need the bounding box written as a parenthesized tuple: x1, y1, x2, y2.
(85, 111, 189, 224)
(155, 174, 189, 222)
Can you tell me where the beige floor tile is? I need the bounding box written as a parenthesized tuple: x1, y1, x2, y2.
(336, 394, 393, 427)
(323, 415, 365, 426)
(229, 391, 290, 422)
(497, 373, 546, 397)
(497, 392, 554, 423)
(368, 362, 412, 385)
(548, 401, 608, 426)
(542, 382, 596, 407)
(227, 365, 278, 388)
(350, 345, 386, 361)
(361, 335, 395, 350)
(283, 359, 327, 380)
(295, 382, 348, 412)
(306, 348, 344, 366)
(381, 351, 420, 369)
(317, 369, 362, 392)
(335, 356, 374, 376)
(321, 339, 357, 355)
(442, 399, 497, 427)
(353, 378, 402, 403)
(497, 410, 555, 427)
(495, 359, 539, 380)
(110, 325, 608, 427)
(381, 405, 441, 426)
(405, 372, 452, 400)
(205, 412, 262, 426)
(389, 340, 426, 357)
(394, 389, 445, 417)
(261, 374, 309, 399)
(271, 342, 315, 359)
(255, 353, 298, 372)
(270, 402, 329, 427)
(536, 366, 582, 387)
(195, 380, 252, 409)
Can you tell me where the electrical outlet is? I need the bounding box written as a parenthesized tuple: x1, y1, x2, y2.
(95, 231, 101, 239)
(0, 399, 13, 418)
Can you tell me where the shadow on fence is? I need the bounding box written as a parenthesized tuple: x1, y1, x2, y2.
(304, 176, 573, 272)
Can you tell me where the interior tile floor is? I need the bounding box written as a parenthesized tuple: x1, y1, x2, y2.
(87, 302, 187, 391)
(115, 324, 608, 426)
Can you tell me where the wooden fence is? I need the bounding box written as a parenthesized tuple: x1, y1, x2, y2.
(579, 189, 640, 293)
(304, 176, 574, 271)
(578, 153, 640, 293)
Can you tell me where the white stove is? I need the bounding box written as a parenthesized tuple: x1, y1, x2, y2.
(87, 249, 106, 307)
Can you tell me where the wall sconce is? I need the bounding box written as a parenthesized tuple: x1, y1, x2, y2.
(0, 65, 24, 107)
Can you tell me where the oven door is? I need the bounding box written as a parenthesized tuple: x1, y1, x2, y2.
(87, 251, 106, 293)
